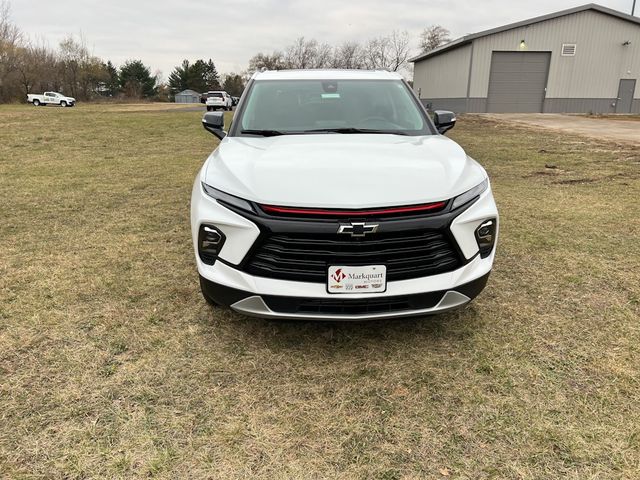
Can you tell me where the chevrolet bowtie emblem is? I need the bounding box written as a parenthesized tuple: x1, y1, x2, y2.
(337, 222, 379, 237)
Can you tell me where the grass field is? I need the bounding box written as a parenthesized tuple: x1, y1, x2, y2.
(1, 104, 639, 479)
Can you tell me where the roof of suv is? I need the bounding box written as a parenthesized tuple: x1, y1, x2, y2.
(252, 69, 404, 81)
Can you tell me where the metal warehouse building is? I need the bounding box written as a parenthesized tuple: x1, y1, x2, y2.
(411, 3, 640, 113)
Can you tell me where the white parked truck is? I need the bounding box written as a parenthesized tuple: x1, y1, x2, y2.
(27, 92, 76, 107)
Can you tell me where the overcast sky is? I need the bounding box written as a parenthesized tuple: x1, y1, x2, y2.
(11, 0, 637, 79)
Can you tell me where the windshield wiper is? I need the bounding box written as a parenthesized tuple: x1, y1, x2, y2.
(240, 129, 286, 137)
(302, 127, 408, 135)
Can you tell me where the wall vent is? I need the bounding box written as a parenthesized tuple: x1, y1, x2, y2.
(561, 44, 577, 56)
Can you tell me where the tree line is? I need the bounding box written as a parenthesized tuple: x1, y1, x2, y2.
(167, 59, 245, 97)
(0, 0, 451, 103)
(0, 2, 160, 102)
(246, 27, 450, 73)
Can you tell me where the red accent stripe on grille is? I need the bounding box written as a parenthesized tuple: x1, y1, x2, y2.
(260, 202, 447, 217)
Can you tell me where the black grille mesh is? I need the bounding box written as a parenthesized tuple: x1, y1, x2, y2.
(244, 230, 461, 283)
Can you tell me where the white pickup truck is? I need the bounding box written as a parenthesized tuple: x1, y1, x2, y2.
(27, 92, 76, 107)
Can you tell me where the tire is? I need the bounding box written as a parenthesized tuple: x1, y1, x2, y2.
(33, 99, 40, 106)
(60, 101, 67, 107)
(199, 276, 220, 306)
(206, 106, 212, 112)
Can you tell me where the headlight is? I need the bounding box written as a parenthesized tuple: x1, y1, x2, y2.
(451, 178, 488, 210)
(201, 183, 254, 212)
(198, 224, 226, 265)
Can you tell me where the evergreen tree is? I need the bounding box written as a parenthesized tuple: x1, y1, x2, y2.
(103, 60, 120, 96)
(119, 59, 157, 98)
(222, 73, 245, 97)
(168, 58, 221, 94)
(190, 60, 209, 92)
(203, 59, 221, 91)
(168, 59, 190, 93)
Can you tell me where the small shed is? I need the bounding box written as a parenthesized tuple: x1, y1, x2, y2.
(175, 89, 201, 103)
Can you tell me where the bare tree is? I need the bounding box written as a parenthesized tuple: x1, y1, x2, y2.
(0, 0, 22, 101)
(387, 30, 411, 72)
(58, 35, 89, 97)
(284, 37, 321, 69)
(58, 34, 107, 99)
(0, 0, 19, 42)
(248, 51, 285, 72)
(419, 25, 451, 53)
(363, 31, 411, 72)
(331, 41, 365, 69)
(15, 41, 58, 97)
(314, 42, 333, 68)
(363, 36, 389, 70)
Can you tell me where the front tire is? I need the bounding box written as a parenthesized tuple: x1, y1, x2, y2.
(60, 101, 67, 107)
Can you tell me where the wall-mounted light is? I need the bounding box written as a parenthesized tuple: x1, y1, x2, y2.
(622, 41, 631, 46)
(519, 40, 527, 50)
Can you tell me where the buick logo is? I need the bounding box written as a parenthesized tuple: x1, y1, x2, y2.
(337, 222, 379, 237)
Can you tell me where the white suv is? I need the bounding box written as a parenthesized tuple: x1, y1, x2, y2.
(191, 70, 498, 320)
(205, 91, 233, 111)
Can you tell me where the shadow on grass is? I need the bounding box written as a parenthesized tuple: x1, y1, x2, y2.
(199, 301, 485, 358)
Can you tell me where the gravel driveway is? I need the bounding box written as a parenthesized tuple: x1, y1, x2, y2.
(480, 113, 640, 145)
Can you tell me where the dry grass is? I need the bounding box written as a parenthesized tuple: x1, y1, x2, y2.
(1, 105, 639, 479)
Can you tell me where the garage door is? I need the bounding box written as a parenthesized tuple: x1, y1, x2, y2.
(487, 51, 551, 113)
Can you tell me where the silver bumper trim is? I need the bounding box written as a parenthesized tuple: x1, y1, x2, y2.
(230, 291, 471, 321)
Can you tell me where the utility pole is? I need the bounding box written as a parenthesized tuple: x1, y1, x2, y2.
(633, 0, 637, 16)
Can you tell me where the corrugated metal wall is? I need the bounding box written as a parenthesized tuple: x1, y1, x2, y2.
(470, 10, 640, 99)
(413, 9, 640, 112)
(175, 92, 201, 103)
(413, 44, 472, 98)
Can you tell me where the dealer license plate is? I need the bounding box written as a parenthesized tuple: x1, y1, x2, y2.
(327, 265, 386, 294)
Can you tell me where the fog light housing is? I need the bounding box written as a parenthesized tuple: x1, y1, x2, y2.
(475, 219, 496, 257)
(198, 224, 226, 265)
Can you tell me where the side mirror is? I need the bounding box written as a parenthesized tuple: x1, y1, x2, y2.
(433, 110, 456, 134)
(202, 112, 226, 140)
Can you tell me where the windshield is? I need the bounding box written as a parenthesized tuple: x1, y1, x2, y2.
(233, 79, 433, 136)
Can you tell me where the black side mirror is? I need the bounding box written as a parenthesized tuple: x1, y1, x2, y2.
(433, 110, 456, 134)
(202, 112, 226, 140)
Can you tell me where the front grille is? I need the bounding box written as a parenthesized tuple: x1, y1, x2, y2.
(244, 229, 462, 283)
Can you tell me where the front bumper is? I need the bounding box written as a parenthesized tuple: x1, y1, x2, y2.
(200, 272, 489, 320)
(191, 173, 499, 320)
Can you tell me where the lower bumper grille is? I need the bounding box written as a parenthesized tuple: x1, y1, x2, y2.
(263, 291, 445, 315)
(244, 229, 462, 283)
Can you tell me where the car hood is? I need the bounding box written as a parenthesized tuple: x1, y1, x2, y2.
(202, 134, 487, 209)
